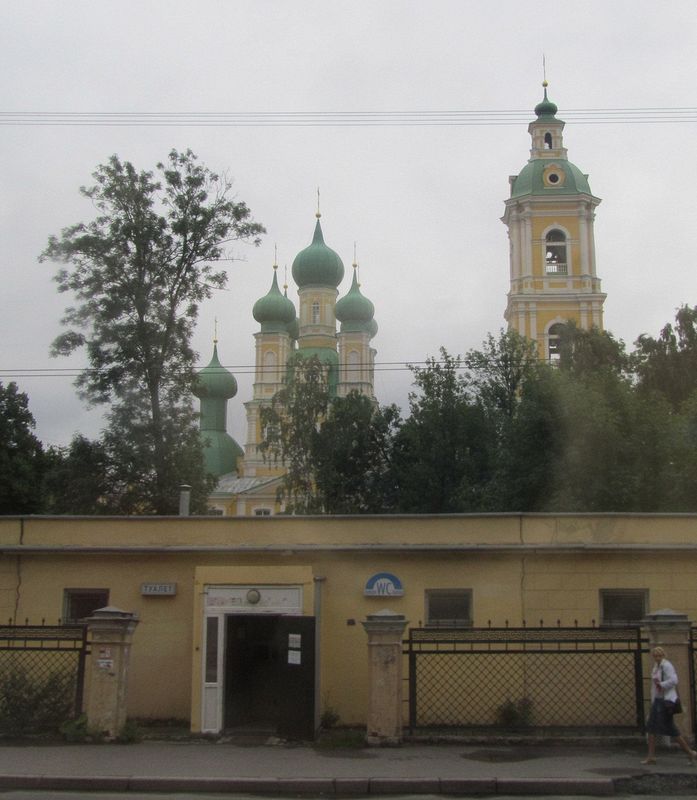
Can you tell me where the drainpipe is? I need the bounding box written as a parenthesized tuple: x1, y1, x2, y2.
(179, 485, 192, 516)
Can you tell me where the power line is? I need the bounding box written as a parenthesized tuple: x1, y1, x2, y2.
(1, 108, 696, 126)
(0, 360, 452, 380)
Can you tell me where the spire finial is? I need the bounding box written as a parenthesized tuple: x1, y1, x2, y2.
(214, 316, 218, 345)
(273, 243, 278, 270)
(542, 54, 549, 96)
(316, 187, 321, 219)
(283, 264, 288, 292)
(352, 241, 358, 269)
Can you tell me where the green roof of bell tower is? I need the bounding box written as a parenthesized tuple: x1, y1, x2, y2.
(509, 82, 595, 200)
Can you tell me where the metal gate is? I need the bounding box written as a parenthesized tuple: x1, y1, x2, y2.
(0, 623, 89, 723)
(405, 625, 647, 734)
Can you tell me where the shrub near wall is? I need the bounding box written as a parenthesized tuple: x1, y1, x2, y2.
(0, 666, 74, 737)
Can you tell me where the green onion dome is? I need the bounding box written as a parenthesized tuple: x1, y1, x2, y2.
(192, 344, 238, 400)
(534, 82, 558, 119)
(368, 317, 378, 340)
(286, 313, 299, 341)
(252, 268, 296, 332)
(335, 268, 375, 333)
(292, 217, 344, 288)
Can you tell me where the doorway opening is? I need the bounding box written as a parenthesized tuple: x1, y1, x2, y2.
(223, 613, 315, 739)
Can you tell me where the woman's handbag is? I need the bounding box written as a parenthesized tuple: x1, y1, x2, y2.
(665, 697, 683, 715)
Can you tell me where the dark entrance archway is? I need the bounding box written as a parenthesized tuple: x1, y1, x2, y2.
(224, 614, 315, 740)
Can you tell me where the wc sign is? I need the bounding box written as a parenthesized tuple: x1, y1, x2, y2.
(364, 572, 404, 597)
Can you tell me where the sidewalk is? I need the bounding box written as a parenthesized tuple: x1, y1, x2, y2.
(1, 738, 697, 796)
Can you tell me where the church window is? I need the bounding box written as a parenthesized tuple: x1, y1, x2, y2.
(547, 322, 564, 362)
(600, 589, 648, 627)
(254, 508, 271, 516)
(311, 301, 320, 324)
(544, 131, 553, 149)
(425, 589, 472, 628)
(544, 229, 567, 275)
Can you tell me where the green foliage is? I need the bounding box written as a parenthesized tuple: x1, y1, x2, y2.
(0, 382, 45, 514)
(42, 435, 114, 514)
(465, 329, 539, 421)
(40, 150, 262, 514)
(320, 700, 340, 730)
(556, 321, 629, 377)
(265, 310, 697, 515)
(115, 718, 142, 743)
(315, 728, 366, 749)
(314, 394, 400, 514)
(260, 354, 329, 513)
(633, 305, 697, 411)
(495, 697, 534, 728)
(0, 666, 74, 737)
(59, 713, 91, 742)
(390, 349, 490, 513)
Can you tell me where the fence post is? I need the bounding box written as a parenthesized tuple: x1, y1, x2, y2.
(361, 610, 408, 745)
(84, 607, 139, 740)
(643, 608, 693, 741)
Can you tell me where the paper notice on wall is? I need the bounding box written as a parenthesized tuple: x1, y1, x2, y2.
(288, 649, 301, 665)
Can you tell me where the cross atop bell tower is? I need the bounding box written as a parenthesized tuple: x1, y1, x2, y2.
(502, 82, 606, 361)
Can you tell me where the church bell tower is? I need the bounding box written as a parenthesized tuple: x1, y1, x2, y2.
(502, 82, 606, 360)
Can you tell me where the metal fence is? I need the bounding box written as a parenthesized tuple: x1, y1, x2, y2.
(405, 625, 647, 734)
(0, 623, 89, 720)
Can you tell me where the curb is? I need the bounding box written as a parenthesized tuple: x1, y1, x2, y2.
(0, 774, 617, 796)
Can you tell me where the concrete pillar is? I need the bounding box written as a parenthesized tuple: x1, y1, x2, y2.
(362, 610, 408, 745)
(643, 608, 693, 739)
(84, 606, 139, 739)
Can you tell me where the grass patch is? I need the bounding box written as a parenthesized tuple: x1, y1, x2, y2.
(315, 727, 366, 749)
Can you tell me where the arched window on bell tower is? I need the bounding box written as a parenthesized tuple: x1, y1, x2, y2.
(544, 131, 553, 149)
(547, 322, 565, 362)
(311, 301, 320, 324)
(545, 229, 567, 275)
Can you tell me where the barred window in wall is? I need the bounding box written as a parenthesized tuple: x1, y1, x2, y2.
(62, 588, 109, 624)
(425, 589, 472, 628)
(254, 508, 271, 516)
(600, 589, 648, 627)
(311, 301, 320, 324)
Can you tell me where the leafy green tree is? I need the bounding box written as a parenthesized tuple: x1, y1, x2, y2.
(260, 354, 329, 513)
(313, 393, 401, 514)
(42, 435, 113, 514)
(0, 383, 44, 514)
(545, 371, 640, 512)
(556, 321, 629, 377)
(391, 349, 489, 513)
(465, 329, 539, 422)
(41, 150, 263, 513)
(481, 367, 562, 511)
(633, 305, 697, 411)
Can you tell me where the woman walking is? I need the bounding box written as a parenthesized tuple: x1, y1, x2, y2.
(643, 646, 697, 764)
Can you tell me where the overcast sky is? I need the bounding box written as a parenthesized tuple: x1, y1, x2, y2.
(2, 0, 696, 448)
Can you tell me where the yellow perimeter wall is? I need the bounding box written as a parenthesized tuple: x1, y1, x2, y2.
(1, 513, 697, 728)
